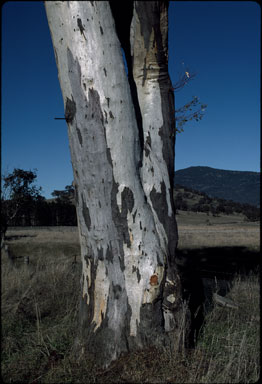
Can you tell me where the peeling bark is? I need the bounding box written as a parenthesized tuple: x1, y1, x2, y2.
(45, 0, 189, 368)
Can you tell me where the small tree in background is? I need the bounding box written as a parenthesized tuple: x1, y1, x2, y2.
(51, 183, 77, 226)
(51, 184, 75, 204)
(2, 168, 43, 228)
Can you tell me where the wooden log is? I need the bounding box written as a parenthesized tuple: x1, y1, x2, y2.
(213, 293, 239, 309)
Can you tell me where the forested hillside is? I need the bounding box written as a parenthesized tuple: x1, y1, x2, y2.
(174, 184, 260, 222)
(175, 166, 260, 207)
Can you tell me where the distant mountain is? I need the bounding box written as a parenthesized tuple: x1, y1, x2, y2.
(174, 166, 260, 207)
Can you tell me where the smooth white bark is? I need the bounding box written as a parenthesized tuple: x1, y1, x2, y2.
(45, 0, 185, 367)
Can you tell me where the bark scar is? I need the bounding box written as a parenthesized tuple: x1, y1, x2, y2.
(150, 275, 158, 286)
(77, 18, 87, 40)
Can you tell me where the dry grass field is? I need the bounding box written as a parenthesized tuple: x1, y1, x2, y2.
(176, 210, 260, 250)
(4, 210, 259, 252)
(178, 224, 259, 250)
(1, 213, 260, 383)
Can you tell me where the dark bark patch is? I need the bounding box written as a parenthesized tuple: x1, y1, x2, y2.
(100, 26, 104, 35)
(144, 132, 152, 157)
(142, 57, 147, 86)
(150, 182, 168, 228)
(121, 187, 134, 214)
(97, 248, 104, 261)
(82, 195, 91, 231)
(109, 111, 114, 119)
(106, 97, 110, 107)
(105, 244, 114, 264)
(132, 209, 137, 223)
(84, 254, 90, 267)
(150, 182, 177, 266)
(76, 127, 83, 146)
(67, 47, 84, 119)
(77, 18, 85, 35)
(118, 258, 124, 272)
(110, 177, 133, 255)
(132, 265, 141, 283)
(137, 268, 141, 282)
(117, 186, 134, 248)
(135, 2, 159, 52)
(65, 96, 76, 124)
(106, 148, 113, 166)
(86, 87, 105, 124)
(112, 283, 122, 299)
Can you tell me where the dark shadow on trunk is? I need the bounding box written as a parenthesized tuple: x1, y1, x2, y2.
(109, 1, 144, 165)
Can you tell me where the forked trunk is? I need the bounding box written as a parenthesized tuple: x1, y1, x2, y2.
(45, 0, 189, 367)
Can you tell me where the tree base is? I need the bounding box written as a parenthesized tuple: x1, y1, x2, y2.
(73, 295, 191, 369)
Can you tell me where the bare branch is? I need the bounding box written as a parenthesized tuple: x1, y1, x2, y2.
(172, 70, 197, 92)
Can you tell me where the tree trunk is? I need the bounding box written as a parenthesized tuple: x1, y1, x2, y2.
(45, 0, 189, 368)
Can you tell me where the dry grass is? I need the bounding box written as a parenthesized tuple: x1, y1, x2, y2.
(1, 250, 81, 384)
(176, 211, 259, 250)
(176, 210, 249, 226)
(177, 224, 259, 250)
(6, 218, 259, 251)
(5, 226, 80, 245)
(1, 225, 260, 383)
(191, 273, 260, 383)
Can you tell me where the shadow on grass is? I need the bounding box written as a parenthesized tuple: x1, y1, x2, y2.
(5, 234, 37, 241)
(176, 246, 260, 347)
(177, 246, 260, 277)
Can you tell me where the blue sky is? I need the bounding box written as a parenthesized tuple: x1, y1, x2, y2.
(2, 1, 260, 198)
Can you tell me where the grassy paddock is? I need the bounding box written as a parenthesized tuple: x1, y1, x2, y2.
(1, 225, 260, 383)
(176, 211, 259, 250)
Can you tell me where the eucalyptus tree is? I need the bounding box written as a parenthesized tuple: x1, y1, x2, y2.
(45, 1, 190, 367)
(1, 168, 43, 230)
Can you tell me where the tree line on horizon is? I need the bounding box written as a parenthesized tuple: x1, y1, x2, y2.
(1, 168, 259, 240)
(1, 169, 77, 238)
